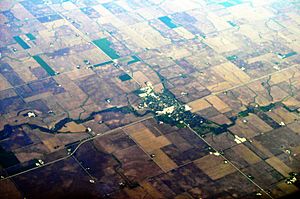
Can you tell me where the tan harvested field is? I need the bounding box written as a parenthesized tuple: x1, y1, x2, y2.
(124, 123, 171, 153)
(207, 81, 233, 93)
(151, 149, 177, 172)
(288, 121, 300, 135)
(266, 110, 289, 125)
(7, 59, 38, 82)
(188, 98, 211, 113)
(194, 154, 236, 180)
(0, 74, 12, 91)
(274, 182, 299, 198)
(42, 137, 63, 152)
(132, 71, 150, 86)
(250, 140, 274, 158)
(205, 36, 238, 53)
(209, 114, 232, 125)
(232, 144, 261, 165)
(282, 97, 300, 107)
(266, 156, 293, 177)
(270, 68, 297, 84)
(229, 120, 258, 139)
(245, 113, 273, 133)
(272, 107, 299, 124)
(165, 45, 191, 60)
(206, 95, 231, 113)
(139, 182, 165, 199)
(270, 86, 289, 102)
(212, 62, 251, 84)
(59, 121, 86, 133)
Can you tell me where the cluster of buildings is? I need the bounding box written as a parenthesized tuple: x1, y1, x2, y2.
(137, 82, 191, 123)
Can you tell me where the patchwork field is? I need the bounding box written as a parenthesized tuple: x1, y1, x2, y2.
(1, 0, 300, 198)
